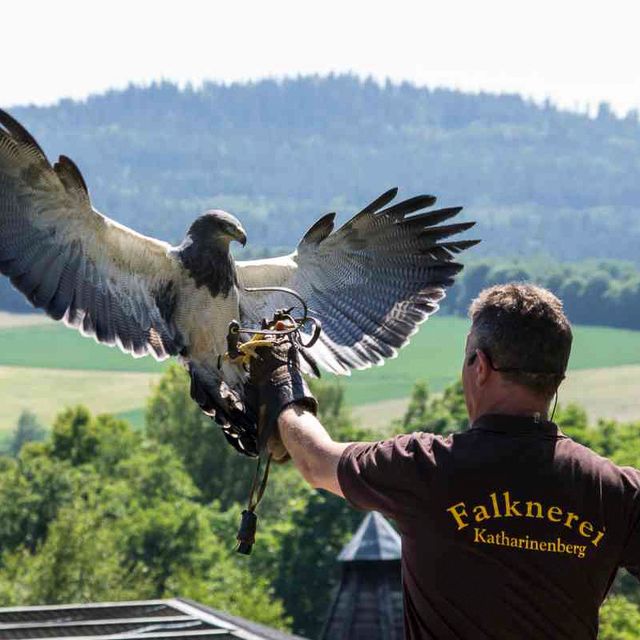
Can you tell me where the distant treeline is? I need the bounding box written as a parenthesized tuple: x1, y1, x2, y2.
(2, 258, 638, 331)
(442, 259, 640, 330)
(3, 77, 640, 331)
(7, 75, 640, 263)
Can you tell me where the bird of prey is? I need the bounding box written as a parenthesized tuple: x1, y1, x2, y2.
(0, 109, 479, 455)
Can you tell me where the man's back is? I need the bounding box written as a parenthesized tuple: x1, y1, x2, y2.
(338, 414, 640, 639)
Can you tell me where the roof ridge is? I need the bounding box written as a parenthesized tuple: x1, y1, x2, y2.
(337, 511, 401, 562)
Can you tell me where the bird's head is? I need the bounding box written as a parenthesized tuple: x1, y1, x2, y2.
(188, 210, 247, 247)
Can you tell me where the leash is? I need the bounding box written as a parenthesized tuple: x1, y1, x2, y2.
(227, 286, 321, 361)
(236, 453, 272, 554)
(233, 286, 320, 554)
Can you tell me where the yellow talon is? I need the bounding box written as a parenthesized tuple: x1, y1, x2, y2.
(224, 334, 276, 366)
(238, 339, 273, 360)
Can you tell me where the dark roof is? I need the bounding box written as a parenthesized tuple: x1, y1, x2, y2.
(0, 598, 308, 640)
(183, 600, 308, 640)
(322, 513, 404, 639)
(337, 512, 401, 562)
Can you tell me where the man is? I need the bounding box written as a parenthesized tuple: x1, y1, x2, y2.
(251, 283, 640, 639)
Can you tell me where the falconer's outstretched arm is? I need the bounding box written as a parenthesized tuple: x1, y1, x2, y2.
(278, 405, 349, 497)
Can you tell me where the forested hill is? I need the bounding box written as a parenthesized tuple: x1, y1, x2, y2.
(2, 76, 639, 314)
(8, 76, 640, 258)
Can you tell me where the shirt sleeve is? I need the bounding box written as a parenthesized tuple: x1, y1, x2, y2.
(619, 467, 640, 580)
(337, 432, 438, 523)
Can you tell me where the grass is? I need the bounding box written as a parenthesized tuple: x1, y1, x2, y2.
(0, 311, 52, 329)
(341, 318, 640, 405)
(353, 365, 640, 429)
(0, 366, 162, 431)
(0, 323, 167, 373)
(1, 317, 639, 384)
(561, 365, 640, 424)
(0, 314, 639, 433)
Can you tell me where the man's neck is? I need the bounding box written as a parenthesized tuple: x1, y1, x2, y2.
(471, 389, 551, 423)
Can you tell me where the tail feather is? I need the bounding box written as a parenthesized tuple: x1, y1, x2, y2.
(188, 363, 259, 457)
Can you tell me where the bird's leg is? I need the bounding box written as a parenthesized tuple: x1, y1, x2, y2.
(224, 320, 276, 367)
(224, 338, 274, 369)
(236, 337, 274, 360)
(226, 320, 242, 359)
(224, 317, 302, 367)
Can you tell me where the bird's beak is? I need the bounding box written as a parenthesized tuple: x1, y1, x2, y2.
(237, 228, 247, 247)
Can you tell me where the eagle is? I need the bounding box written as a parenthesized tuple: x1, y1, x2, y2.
(0, 109, 479, 456)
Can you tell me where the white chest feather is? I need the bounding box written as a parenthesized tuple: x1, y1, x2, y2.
(175, 280, 240, 358)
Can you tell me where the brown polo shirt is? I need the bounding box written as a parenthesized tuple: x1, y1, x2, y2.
(338, 414, 640, 639)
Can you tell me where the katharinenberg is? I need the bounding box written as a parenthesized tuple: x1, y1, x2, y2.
(446, 490, 605, 547)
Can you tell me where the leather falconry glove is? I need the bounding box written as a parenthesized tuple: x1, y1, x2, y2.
(248, 330, 318, 463)
(235, 322, 318, 554)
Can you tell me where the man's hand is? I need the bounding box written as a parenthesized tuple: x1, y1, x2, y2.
(248, 334, 318, 462)
(247, 335, 349, 495)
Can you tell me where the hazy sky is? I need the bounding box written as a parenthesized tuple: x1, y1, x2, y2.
(3, 0, 639, 115)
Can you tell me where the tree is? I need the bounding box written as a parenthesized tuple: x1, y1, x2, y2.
(50, 405, 99, 466)
(168, 540, 290, 630)
(397, 379, 469, 435)
(401, 380, 429, 431)
(272, 489, 363, 637)
(0, 502, 151, 605)
(9, 410, 46, 456)
(554, 403, 591, 446)
(145, 364, 254, 507)
(0, 404, 291, 630)
(309, 378, 371, 441)
(0, 447, 76, 553)
(599, 596, 640, 640)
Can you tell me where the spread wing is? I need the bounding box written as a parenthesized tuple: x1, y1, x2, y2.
(0, 109, 185, 359)
(237, 188, 479, 374)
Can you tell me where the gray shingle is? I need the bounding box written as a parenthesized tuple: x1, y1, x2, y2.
(337, 512, 401, 562)
(0, 598, 307, 640)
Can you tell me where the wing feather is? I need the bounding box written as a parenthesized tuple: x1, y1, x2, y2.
(237, 189, 479, 374)
(0, 109, 185, 360)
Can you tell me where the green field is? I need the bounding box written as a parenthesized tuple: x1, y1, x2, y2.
(0, 366, 161, 430)
(0, 323, 167, 373)
(0, 311, 52, 329)
(343, 317, 640, 405)
(1, 316, 639, 382)
(353, 365, 640, 429)
(0, 314, 639, 433)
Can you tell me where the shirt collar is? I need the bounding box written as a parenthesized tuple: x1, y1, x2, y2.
(470, 413, 561, 435)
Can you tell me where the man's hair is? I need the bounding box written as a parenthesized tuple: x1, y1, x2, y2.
(468, 283, 573, 398)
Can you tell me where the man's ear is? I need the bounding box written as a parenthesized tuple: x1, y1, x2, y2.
(474, 349, 492, 386)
